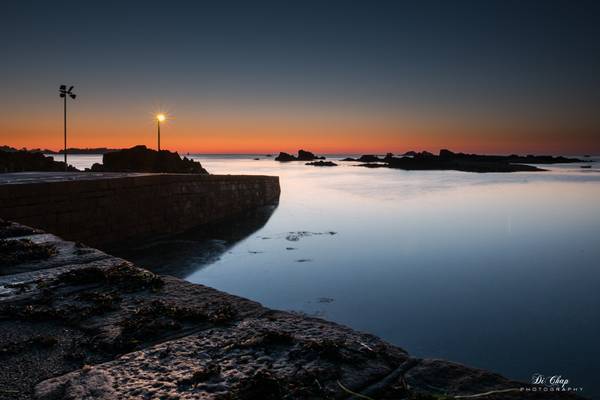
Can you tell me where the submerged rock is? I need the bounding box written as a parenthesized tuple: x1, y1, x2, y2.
(305, 161, 338, 167)
(89, 145, 208, 174)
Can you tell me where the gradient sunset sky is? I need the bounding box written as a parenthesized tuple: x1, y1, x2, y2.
(1, 1, 599, 154)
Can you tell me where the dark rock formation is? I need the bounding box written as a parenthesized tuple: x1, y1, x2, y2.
(357, 163, 388, 168)
(1, 146, 120, 155)
(275, 149, 325, 162)
(384, 151, 544, 172)
(0, 219, 41, 239)
(345, 149, 592, 172)
(274, 152, 296, 161)
(56, 147, 121, 154)
(0, 146, 55, 154)
(298, 149, 324, 161)
(305, 161, 338, 167)
(341, 154, 395, 163)
(0, 150, 78, 173)
(340, 154, 383, 162)
(89, 145, 208, 174)
(438, 149, 586, 164)
(0, 145, 18, 153)
(357, 154, 382, 162)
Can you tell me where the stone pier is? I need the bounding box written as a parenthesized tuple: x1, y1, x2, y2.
(0, 172, 280, 248)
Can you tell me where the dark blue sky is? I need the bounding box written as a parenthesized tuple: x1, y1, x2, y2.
(2, 0, 599, 153)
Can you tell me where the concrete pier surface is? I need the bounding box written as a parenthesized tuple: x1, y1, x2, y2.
(0, 220, 584, 400)
(0, 172, 154, 184)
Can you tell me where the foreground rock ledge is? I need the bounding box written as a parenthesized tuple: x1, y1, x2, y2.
(0, 222, 584, 399)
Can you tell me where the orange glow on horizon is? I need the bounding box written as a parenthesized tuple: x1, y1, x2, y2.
(1, 109, 598, 155)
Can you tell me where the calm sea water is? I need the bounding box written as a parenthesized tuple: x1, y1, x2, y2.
(64, 153, 600, 396)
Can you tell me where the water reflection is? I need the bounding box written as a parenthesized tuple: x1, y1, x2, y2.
(111, 204, 278, 278)
(61, 154, 600, 397)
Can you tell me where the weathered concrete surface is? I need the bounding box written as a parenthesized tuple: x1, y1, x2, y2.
(0, 173, 280, 248)
(0, 222, 586, 400)
(0, 172, 153, 184)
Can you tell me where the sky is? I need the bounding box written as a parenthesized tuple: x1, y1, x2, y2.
(1, 0, 599, 154)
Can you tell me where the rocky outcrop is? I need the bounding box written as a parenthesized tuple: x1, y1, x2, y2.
(341, 149, 591, 172)
(384, 150, 545, 172)
(89, 145, 208, 174)
(305, 161, 338, 166)
(341, 154, 395, 163)
(341, 155, 379, 162)
(0, 146, 56, 154)
(56, 148, 121, 155)
(274, 152, 296, 161)
(0, 150, 78, 173)
(275, 149, 325, 162)
(0, 221, 585, 400)
(437, 149, 586, 164)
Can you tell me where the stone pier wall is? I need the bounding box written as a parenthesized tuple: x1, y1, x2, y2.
(0, 173, 280, 248)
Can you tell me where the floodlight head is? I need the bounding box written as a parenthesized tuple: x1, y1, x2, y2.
(156, 113, 166, 122)
(60, 85, 66, 90)
(68, 86, 74, 92)
(60, 93, 66, 98)
(70, 94, 76, 99)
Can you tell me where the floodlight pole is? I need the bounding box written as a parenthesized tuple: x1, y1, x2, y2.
(64, 95, 67, 169)
(157, 119, 161, 151)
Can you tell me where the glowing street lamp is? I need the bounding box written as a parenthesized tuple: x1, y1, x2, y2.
(156, 113, 166, 151)
(59, 85, 77, 170)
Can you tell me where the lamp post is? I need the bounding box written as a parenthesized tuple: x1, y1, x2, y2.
(59, 85, 77, 170)
(156, 113, 166, 151)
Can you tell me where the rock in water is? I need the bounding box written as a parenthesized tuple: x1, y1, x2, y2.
(297, 149, 324, 161)
(305, 161, 337, 167)
(89, 145, 208, 174)
(357, 155, 381, 162)
(347, 149, 588, 173)
(275, 150, 325, 162)
(274, 152, 296, 162)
